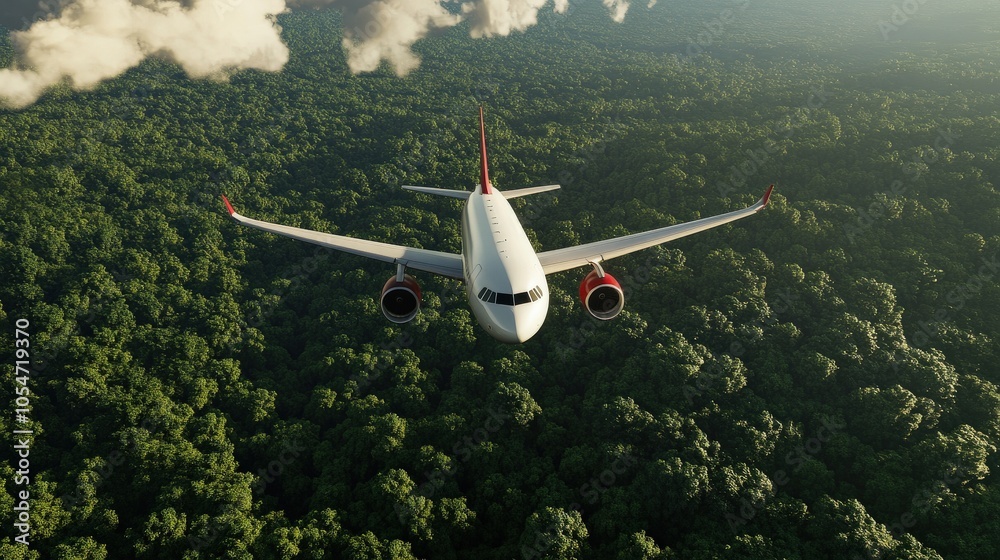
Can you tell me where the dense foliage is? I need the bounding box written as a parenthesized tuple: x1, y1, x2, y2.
(2, 0, 999, 558)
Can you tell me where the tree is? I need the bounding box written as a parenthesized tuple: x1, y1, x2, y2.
(519, 507, 589, 560)
(489, 381, 542, 427)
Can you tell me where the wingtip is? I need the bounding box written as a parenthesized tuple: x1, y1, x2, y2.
(221, 194, 236, 216)
(760, 184, 775, 208)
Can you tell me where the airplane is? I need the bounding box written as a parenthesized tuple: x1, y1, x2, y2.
(221, 107, 774, 343)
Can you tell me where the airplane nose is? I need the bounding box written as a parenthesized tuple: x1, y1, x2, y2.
(492, 316, 521, 344)
(493, 305, 545, 343)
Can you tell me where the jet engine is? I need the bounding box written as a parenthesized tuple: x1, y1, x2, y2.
(579, 269, 624, 320)
(381, 274, 421, 323)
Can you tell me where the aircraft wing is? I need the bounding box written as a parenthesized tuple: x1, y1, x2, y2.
(536, 185, 774, 275)
(221, 196, 465, 279)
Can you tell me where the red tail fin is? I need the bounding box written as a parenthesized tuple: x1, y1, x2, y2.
(479, 106, 492, 194)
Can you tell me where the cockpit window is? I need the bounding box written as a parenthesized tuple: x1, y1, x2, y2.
(478, 285, 544, 306)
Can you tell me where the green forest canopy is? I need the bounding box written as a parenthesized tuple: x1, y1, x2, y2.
(1, 0, 999, 558)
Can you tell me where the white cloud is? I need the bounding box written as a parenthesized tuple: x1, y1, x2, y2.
(0, 0, 646, 108)
(0, 0, 289, 108)
(602, 0, 630, 23)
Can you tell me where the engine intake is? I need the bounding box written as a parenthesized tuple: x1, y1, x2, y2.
(381, 274, 421, 323)
(579, 269, 624, 320)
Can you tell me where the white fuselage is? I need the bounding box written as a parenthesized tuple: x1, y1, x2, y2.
(462, 185, 549, 343)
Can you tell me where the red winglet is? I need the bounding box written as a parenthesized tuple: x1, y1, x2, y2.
(760, 184, 775, 208)
(478, 107, 492, 195)
(221, 194, 236, 216)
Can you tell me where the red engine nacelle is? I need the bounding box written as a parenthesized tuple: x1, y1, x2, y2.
(579, 270, 624, 320)
(380, 274, 421, 323)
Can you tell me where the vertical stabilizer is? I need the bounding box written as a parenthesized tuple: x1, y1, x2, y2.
(479, 106, 492, 194)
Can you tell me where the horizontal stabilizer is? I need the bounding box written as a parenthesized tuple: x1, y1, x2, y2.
(402, 185, 472, 200)
(502, 184, 561, 199)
